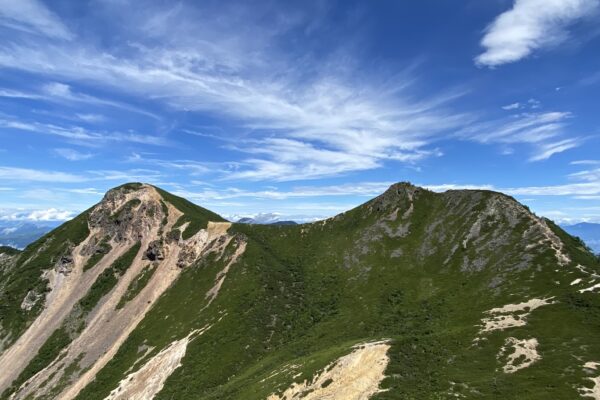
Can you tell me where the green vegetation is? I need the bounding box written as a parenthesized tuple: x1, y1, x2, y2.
(78, 242, 141, 313)
(154, 186, 225, 239)
(0, 209, 90, 347)
(116, 263, 157, 309)
(2, 327, 70, 398)
(0, 246, 20, 256)
(114, 182, 143, 192)
(76, 186, 600, 400)
(3, 183, 600, 400)
(160, 200, 169, 227)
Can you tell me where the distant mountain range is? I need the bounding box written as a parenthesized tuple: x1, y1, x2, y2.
(562, 222, 600, 253)
(0, 221, 60, 249)
(232, 212, 299, 225)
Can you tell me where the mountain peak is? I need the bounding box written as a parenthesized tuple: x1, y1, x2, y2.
(1, 183, 600, 400)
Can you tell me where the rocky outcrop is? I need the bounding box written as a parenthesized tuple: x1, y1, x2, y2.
(0, 184, 246, 400)
(142, 240, 165, 261)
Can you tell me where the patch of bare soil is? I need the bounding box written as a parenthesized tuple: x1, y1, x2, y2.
(497, 337, 541, 373)
(478, 297, 555, 334)
(267, 341, 390, 400)
(103, 326, 212, 400)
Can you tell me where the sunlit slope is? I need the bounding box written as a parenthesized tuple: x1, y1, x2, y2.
(0, 183, 599, 399)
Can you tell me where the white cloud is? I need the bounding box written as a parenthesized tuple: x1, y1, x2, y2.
(0, 0, 72, 39)
(86, 169, 163, 182)
(39, 82, 160, 120)
(0, 207, 75, 221)
(65, 187, 104, 195)
(501, 99, 542, 111)
(423, 184, 496, 192)
(569, 167, 600, 182)
(0, 83, 159, 121)
(23, 208, 74, 221)
(475, 0, 599, 67)
(0, 117, 167, 147)
(0, 1, 588, 181)
(0, 3, 471, 181)
(502, 102, 521, 110)
(54, 148, 94, 161)
(457, 111, 581, 161)
(528, 98, 541, 109)
(75, 113, 105, 123)
(571, 160, 600, 165)
(529, 138, 582, 161)
(0, 166, 162, 184)
(171, 181, 395, 202)
(0, 167, 85, 183)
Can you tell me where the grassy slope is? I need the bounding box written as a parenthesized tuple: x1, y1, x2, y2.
(1, 241, 143, 398)
(74, 186, 600, 400)
(0, 210, 91, 347)
(153, 186, 226, 239)
(2, 184, 599, 399)
(0, 246, 21, 256)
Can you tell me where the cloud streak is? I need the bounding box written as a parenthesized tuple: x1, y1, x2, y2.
(0, 0, 72, 39)
(54, 148, 94, 161)
(0, 117, 167, 147)
(457, 111, 582, 161)
(0, 167, 85, 183)
(0, 2, 472, 181)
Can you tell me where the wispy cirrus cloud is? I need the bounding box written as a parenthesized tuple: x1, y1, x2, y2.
(170, 181, 395, 202)
(0, 0, 592, 186)
(571, 160, 600, 165)
(0, 117, 167, 147)
(0, 83, 159, 121)
(0, 166, 162, 184)
(0, 2, 471, 181)
(54, 148, 94, 161)
(0, 167, 85, 183)
(529, 138, 583, 161)
(0, 0, 72, 40)
(426, 167, 600, 197)
(475, 0, 599, 67)
(457, 111, 582, 161)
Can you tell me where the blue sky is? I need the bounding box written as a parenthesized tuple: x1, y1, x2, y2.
(1, 0, 600, 223)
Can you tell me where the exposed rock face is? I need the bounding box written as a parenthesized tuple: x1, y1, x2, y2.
(0, 184, 246, 400)
(19, 290, 42, 311)
(0, 182, 599, 400)
(143, 240, 165, 261)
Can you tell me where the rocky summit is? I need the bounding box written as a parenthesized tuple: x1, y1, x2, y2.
(0, 182, 599, 400)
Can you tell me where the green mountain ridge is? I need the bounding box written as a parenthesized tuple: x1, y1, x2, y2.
(0, 182, 599, 400)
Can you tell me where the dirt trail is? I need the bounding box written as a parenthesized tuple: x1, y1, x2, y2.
(267, 341, 390, 400)
(103, 326, 211, 400)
